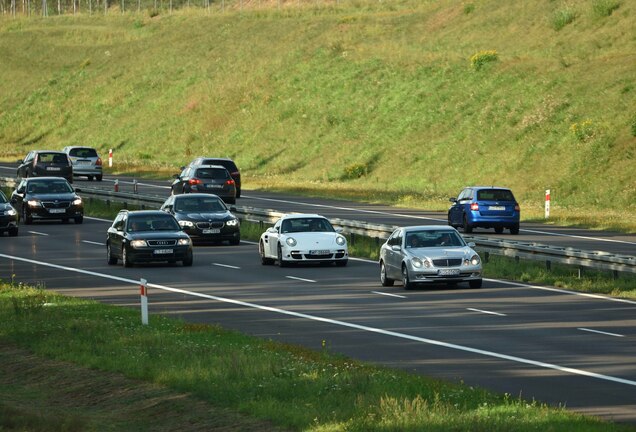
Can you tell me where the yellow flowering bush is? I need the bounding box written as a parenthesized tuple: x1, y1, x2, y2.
(470, 50, 498, 70)
(570, 119, 596, 141)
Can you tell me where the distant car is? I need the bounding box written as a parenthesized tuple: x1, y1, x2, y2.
(62, 146, 103, 181)
(379, 226, 482, 290)
(184, 157, 242, 197)
(10, 177, 83, 225)
(259, 214, 348, 267)
(0, 190, 18, 236)
(106, 210, 193, 267)
(448, 186, 520, 234)
(170, 165, 237, 204)
(160, 193, 240, 245)
(17, 150, 73, 183)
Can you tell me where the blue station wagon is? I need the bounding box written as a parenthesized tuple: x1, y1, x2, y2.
(448, 186, 520, 235)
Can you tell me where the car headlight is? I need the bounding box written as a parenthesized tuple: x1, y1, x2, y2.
(72, 198, 82, 206)
(286, 237, 297, 247)
(177, 238, 191, 246)
(130, 240, 147, 248)
(412, 257, 423, 268)
(6, 209, 17, 216)
(226, 218, 239, 227)
(27, 200, 42, 207)
(179, 220, 195, 227)
(336, 235, 346, 246)
(465, 254, 481, 266)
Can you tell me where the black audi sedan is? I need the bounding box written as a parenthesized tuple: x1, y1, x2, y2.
(10, 177, 83, 224)
(0, 190, 19, 236)
(106, 210, 193, 267)
(160, 193, 240, 245)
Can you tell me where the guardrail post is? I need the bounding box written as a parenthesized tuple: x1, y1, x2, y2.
(578, 267, 583, 279)
(140, 278, 148, 325)
(114, 179, 119, 192)
(133, 179, 138, 194)
(484, 252, 489, 264)
(546, 260, 551, 271)
(350, 233, 355, 246)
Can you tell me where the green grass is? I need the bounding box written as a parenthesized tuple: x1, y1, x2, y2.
(0, 0, 634, 232)
(1, 281, 634, 432)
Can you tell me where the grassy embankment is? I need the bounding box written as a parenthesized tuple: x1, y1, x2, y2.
(0, 0, 634, 231)
(2, 280, 635, 432)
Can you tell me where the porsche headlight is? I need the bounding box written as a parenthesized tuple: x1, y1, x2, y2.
(72, 198, 82, 206)
(226, 218, 239, 227)
(179, 220, 194, 227)
(286, 237, 297, 247)
(177, 238, 191, 246)
(27, 200, 42, 207)
(335, 235, 346, 246)
(130, 240, 147, 248)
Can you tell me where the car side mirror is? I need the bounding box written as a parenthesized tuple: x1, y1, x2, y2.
(229, 206, 237, 212)
(74, 188, 82, 193)
(391, 245, 401, 252)
(449, 197, 457, 203)
(335, 227, 343, 233)
(16, 159, 23, 164)
(467, 242, 476, 248)
(179, 166, 186, 170)
(266, 227, 277, 234)
(172, 174, 180, 179)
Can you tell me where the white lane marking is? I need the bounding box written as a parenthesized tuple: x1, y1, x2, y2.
(286, 276, 316, 283)
(28, 231, 48, 236)
(372, 291, 407, 299)
(82, 240, 105, 246)
(467, 308, 507, 317)
(2, 252, 635, 388)
(213, 263, 241, 269)
(242, 195, 636, 246)
(578, 328, 624, 338)
(85, 216, 114, 223)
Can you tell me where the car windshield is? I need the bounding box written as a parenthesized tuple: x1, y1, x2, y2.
(174, 197, 226, 212)
(281, 218, 334, 233)
(37, 153, 68, 164)
(0, 191, 7, 203)
(27, 181, 72, 194)
(69, 148, 98, 158)
(195, 168, 229, 180)
(405, 230, 464, 248)
(128, 216, 179, 232)
(477, 189, 515, 201)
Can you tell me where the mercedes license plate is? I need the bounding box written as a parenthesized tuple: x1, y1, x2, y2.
(309, 250, 330, 255)
(154, 249, 173, 254)
(488, 206, 505, 211)
(48, 208, 65, 214)
(202, 229, 220, 234)
(438, 268, 460, 276)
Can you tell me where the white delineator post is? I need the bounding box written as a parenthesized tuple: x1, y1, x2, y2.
(140, 278, 148, 325)
(108, 148, 113, 167)
(114, 179, 119, 192)
(545, 189, 551, 219)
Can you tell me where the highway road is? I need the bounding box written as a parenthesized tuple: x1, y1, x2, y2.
(1, 215, 635, 423)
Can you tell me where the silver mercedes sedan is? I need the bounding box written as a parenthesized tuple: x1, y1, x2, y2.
(379, 225, 482, 289)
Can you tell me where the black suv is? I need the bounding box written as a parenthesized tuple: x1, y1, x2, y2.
(17, 150, 73, 183)
(185, 157, 242, 197)
(106, 210, 193, 267)
(10, 177, 83, 224)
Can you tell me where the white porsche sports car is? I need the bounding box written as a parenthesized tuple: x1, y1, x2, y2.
(259, 214, 348, 267)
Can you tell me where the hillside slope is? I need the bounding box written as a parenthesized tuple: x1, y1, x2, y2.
(0, 0, 634, 225)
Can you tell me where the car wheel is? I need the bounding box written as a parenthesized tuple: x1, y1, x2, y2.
(402, 265, 414, 290)
(510, 225, 520, 235)
(463, 215, 473, 233)
(277, 244, 288, 268)
(96, 175, 103, 181)
(260, 241, 274, 265)
(494, 226, 504, 234)
(447, 213, 453, 227)
(74, 216, 83, 224)
(22, 206, 32, 225)
(62, 218, 69, 224)
(9, 227, 18, 237)
(88, 176, 94, 181)
(182, 250, 193, 267)
(122, 247, 133, 268)
(107, 243, 117, 265)
(469, 279, 483, 289)
(236, 188, 241, 198)
(380, 261, 394, 286)
(335, 259, 348, 267)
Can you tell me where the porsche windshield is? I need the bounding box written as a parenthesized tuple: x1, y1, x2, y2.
(281, 218, 334, 233)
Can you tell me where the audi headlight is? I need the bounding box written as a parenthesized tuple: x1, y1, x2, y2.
(179, 220, 194, 227)
(6, 209, 17, 216)
(130, 240, 147, 248)
(286, 237, 297, 247)
(226, 218, 239, 227)
(27, 200, 42, 207)
(335, 235, 346, 246)
(177, 238, 191, 246)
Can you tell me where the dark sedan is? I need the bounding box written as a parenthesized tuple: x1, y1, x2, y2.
(0, 190, 19, 236)
(106, 210, 193, 267)
(160, 193, 240, 245)
(10, 177, 83, 224)
(17, 150, 73, 183)
(170, 165, 236, 204)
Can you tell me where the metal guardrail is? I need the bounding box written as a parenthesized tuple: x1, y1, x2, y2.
(2, 177, 635, 274)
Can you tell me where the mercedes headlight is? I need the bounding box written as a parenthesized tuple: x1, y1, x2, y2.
(27, 200, 42, 207)
(336, 235, 346, 246)
(130, 240, 147, 248)
(286, 237, 297, 247)
(72, 198, 82, 206)
(226, 218, 239, 227)
(177, 238, 191, 246)
(179, 220, 194, 227)
(412, 257, 423, 268)
(465, 254, 481, 266)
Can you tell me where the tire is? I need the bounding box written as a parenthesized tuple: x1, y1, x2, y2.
(62, 218, 69, 224)
(447, 213, 454, 227)
(463, 215, 473, 234)
(469, 279, 483, 289)
(510, 225, 520, 235)
(74, 216, 83, 224)
(9, 227, 18, 237)
(260, 241, 274, 265)
(107, 243, 117, 265)
(236, 188, 241, 198)
(122, 247, 133, 268)
(380, 261, 394, 287)
(335, 259, 348, 267)
(88, 176, 94, 181)
(494, 226, 504, 234)
(182, 250, 193, 267)
(96, 175, 103, 181)
(402, 265, 414, 290)
(22, 206, 33, 225)
(277, 244, 288, 267)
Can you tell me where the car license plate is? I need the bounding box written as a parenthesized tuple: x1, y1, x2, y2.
(76, 160, 91, 164)
(202, 229, 220, 234)
(438, 268, 460, 276)
(205, 184, 221, 189)
(48, 208, 65, 214)
(46, 166, 61, 171)
(309, 250, 330, 255)
(488, 206, 505, 211)
(153, 249, 173, 254)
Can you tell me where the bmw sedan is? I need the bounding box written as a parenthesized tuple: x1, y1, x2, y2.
(259, 214, 348, 267)
(448, 186, 520, 234)
(0, 191, 18, 237)
(106, 210, 193, 267)
(379, 226, 482, 289)
(10, 177, 84, 224)
(170, 165, 236, 204)
(160, 193, 240, 245)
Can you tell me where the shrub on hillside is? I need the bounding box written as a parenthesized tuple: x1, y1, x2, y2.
(591, 0, 620, 17)
(570, 119, 596, 142)
(463, 3, 475, 14)
(342, 163, 368, 180)
(470, 50, 498, 70)
(631, 116, 636, 137)
(552, 7, 576, 30)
